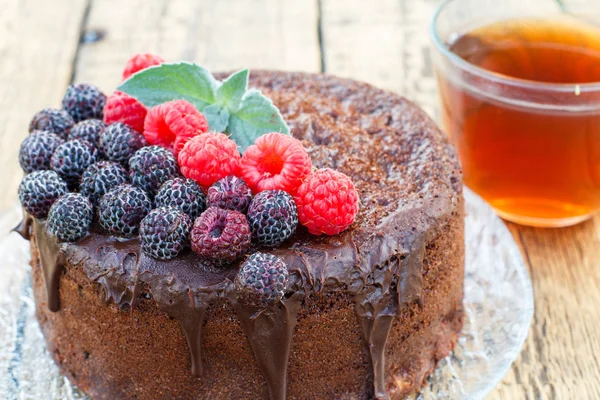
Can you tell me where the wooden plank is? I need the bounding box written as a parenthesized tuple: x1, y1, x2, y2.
(490, 220, 600, 400)
(322, 0, 600, 399)
(321, 0, 440, 117)
(74, 0, 321, 94)
(0, 0, 88, 210)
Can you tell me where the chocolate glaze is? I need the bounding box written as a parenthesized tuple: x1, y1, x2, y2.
(32, 219, 66, 312)
(21, 70, 463, 399)
(26, 193, 452, 399)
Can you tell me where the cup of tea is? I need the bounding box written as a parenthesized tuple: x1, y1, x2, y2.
(430, 0, 600, 227)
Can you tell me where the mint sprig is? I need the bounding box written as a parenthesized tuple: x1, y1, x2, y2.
(117, 63, 290, 153)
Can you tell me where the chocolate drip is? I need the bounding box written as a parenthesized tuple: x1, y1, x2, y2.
(354, 213, 428, 398)
(398, 241, 425, 308)
(154, 291, 214, 377)
(359, 312, 395, 399)
(354, 257, 398, 400)
(13, 214, 33, 240)
(179, 305, 207, 377)
(33, 220, 65, 312)
(230, 292, 303, 400)
(137, 254, 227, 378)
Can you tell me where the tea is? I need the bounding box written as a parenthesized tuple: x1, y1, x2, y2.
(438, 17, 600, 226)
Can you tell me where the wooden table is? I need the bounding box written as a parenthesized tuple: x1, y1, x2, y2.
(1, 0, 599, 398)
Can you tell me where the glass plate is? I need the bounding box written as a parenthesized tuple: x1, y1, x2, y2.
(0, 189, 534, 400)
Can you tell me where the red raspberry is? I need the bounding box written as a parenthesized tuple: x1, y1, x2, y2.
(122, 53, 164, 80)
(178, 132, 240, 190)
(144, 100, 209, 156)
(240, 133, 311, 194)
(294, 168, 359, 236)
(103, 91, 147, 133)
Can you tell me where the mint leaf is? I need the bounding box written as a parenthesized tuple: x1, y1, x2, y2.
(118, 62, 217, 109)
(216, 69, 248, 113)
(118, 63, 290, 153)
(228, 89, 290, 153)
(203, 104, 230, 132)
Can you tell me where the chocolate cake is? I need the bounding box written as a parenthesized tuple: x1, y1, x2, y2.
(16, 71, 464, 399)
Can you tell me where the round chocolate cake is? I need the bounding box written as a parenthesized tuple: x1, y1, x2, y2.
(18, 71, 464, 399)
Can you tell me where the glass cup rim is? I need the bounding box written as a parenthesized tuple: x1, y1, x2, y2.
(429, 0, 600, 94)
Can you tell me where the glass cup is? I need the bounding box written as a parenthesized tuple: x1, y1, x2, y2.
(430, 0, 600, 227)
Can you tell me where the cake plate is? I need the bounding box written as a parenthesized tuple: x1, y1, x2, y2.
(0, 188, 534, 400)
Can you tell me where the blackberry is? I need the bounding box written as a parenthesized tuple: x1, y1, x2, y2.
(129, 146, 180, 196)
(234, 252, 289, 307)
(50, 139, 99, 187)
(98, 184, 152, 237)
(29, 108, 74, 140)
(80, 161, 129, 205)
(100, 122, 148, 165)
(155, 177, 206, 221)
(207, 175, 252, 213)
(190, 207, 251, 264)
(140, 207, 191, 260)
(62, 83, 106, 122)
(19, 131, 64, 173)
(47, 193, 93, 242)
(18, 170, 69, 219)
(68, 119, 105, 148)
(247, 190, 298, 247)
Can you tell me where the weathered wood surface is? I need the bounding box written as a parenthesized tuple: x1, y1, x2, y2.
(0, 0, 88, 210)
(75, 0, 321, 93)
(1, 0, 599, 398)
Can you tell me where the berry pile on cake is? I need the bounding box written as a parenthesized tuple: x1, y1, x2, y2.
(20, 57, 359, 276)
(15, 54, 465, 400)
